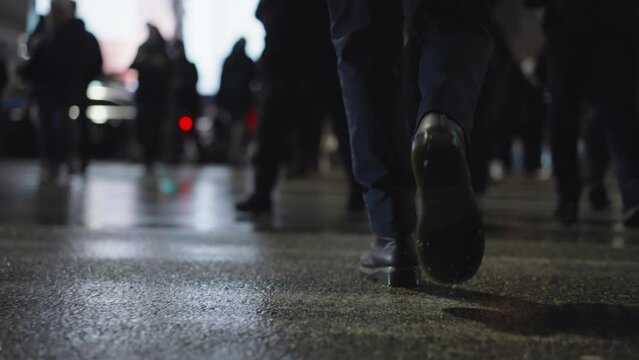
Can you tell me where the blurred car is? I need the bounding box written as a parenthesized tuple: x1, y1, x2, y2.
(2, 77, 218, 162)
(82, 79, 137, 159)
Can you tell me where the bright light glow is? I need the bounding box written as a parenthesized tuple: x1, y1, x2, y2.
(196, 116, 212, 133)
(33, 0, 264, 95)
(68, 105, 81, 120)
(179, 116, 194, 132)
(87, 106, 109, 124)
(87, 105, 137, 124)
(183, 0, 264, 94)
(35, 0, 50, 15)
(87, 85, 108, 101)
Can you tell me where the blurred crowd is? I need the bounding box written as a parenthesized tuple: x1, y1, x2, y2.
(0, 0, 638, 226)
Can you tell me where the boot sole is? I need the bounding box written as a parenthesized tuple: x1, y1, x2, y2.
(412, 130, 484, 284)
(359, 266, 421, 288)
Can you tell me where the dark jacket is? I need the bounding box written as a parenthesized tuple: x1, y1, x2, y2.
(256, 0, 335, 82)
(172, 56, 200, 116)
(130, 38, 171, 106)
(22, 19, 103, 106)
(217, 46, 255, 117)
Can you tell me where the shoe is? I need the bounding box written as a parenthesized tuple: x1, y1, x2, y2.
(411, 113, 484, 284)
(589, 185, 610, 212)
(554, 199, 578, 225)
(235, 194, 272, 214)
(623, 205, 639, 228)
(359, 237, 420, 288)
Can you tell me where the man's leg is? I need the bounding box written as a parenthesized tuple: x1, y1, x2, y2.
(329, 0, 418, 286)
(236, 83, 286, 213)
(596, 2, 639, 227)
(410, 0, 493, 283)
(583, 113, 611, 211)
(236, 82, 307, 213)
(545, 26, 584, 225)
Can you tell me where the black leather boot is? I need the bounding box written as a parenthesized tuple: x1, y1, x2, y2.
(359, 237, 420, 288)
(411, 113, 484, 284)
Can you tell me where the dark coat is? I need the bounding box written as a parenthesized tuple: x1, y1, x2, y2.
(22, 19, 103, 106)
(217, 47, 255, 117)
(130, 38, 171, 107)
(172, 56, 200, 116)
(256, 0, 336, 82)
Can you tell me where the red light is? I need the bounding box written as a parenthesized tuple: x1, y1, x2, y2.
(245, 109, 258, 135)
(178, 116, 193, 132)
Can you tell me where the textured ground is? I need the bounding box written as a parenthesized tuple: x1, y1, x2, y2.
(0, 161, 637, 359)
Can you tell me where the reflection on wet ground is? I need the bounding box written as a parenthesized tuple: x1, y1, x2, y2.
(0, 161, 638, 359)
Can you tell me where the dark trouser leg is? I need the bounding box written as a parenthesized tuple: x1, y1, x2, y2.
(583, 113, 610, 189)
(583, 113, 611, 210)
(329, 0, 491, 240)
(328, 0, 409, 240)
(300, 88, 323, 175)
(78, 103, 91, 170)
(136, 106, 161, 169)
(547, 33, 583, 205)
(413, 0, 493, 140)
(596, 15, 639, 212)
(470, 85, 492, 194)
(470, 61, 500, 193)
(252, 83, 300, 200)
(523, 86, 545, 173)
(38, 99, 69, 170)
(329, 83, 364, 209)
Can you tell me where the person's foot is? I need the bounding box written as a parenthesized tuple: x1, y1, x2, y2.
(235, 194, 272, 214)
(411, 113, 484, 284)
(589, 185, 610, 212)
(359, 237, 420, 287)
(554, 199, 578, 225)
(623, 205, 639, 228)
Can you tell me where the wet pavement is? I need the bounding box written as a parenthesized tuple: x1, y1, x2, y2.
(0, 161, 638, 359)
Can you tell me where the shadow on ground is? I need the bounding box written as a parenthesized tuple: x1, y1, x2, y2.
(416, 283, 639, 341)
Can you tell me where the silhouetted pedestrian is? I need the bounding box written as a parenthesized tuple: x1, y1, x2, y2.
(528, 0, 639, 227)
(235, 0, 363, 213)
(18, 0, 102, 183)
(216, 38, 255, 164)
(130, 24, 171, 174)
(168, 39, 199, 162)
(67, 1, 102, 174)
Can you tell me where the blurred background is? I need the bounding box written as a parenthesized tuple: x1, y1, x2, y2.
(0, 0, 545, 168)
(0, 0, 636, 230)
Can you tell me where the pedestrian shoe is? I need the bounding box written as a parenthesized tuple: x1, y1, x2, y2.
(359, 237, 420, 288)
(235, 194, 272, 214)
(411, 113, 484, 284)
(554, 200, 578, 225)
(589, 186, 610, 212)
(623, 205, 639, 228)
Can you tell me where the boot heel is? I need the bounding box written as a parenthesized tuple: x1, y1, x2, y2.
(359, 266, 421, 288)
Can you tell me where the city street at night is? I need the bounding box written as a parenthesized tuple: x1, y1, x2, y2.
(0, 162, 637, 359)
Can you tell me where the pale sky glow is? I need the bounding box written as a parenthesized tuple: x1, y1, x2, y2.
(34, 0, 265, 95)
